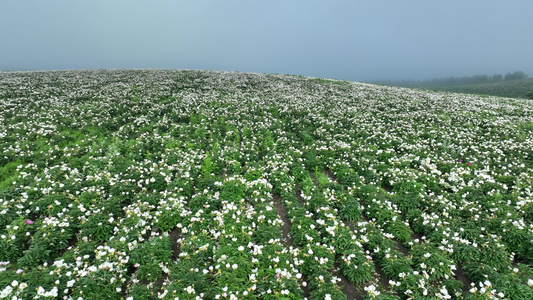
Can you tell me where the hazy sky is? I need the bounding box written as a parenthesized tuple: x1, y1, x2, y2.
(1, 0, 532, 81)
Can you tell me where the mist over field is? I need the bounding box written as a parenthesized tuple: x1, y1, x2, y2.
(1, 1, 533, 82)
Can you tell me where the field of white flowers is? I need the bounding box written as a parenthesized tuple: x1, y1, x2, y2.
(0, 69, 532, 299)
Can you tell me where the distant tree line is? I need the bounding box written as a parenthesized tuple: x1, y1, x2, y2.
(387, 70, 528, 87)
(502, 70, 528, 80)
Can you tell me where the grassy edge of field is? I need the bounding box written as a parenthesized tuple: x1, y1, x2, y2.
(379, 78, 533, 100)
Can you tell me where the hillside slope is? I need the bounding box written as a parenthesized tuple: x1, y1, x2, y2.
(1, 69, 532, 299)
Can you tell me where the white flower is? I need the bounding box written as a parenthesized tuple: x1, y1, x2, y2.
(364, 284, 380, 296)
(49, 287, 58, 297)
(36, 286, 46, 296)
(1, 286, 13, 298)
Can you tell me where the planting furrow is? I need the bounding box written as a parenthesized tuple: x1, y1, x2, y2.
(268, 158, 350, 299)
(334, 261, 363, 300)
(169, 227, 182, 260)
(272, 193, 294, 249)
(298, 164, 389, 298)
(272, 189, 311, 298)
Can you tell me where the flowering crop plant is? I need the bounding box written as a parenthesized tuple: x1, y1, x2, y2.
(0, 69, 532, 299)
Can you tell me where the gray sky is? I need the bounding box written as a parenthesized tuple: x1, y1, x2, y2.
(1, 0, 532, 81)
